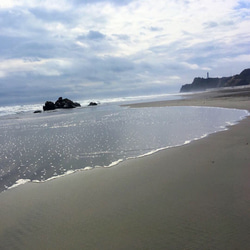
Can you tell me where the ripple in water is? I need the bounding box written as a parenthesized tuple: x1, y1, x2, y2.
(0, 105, 248, 192)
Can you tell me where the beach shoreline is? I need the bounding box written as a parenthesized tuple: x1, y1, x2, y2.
(0, 87, 250, 249)
(124, 86, 250, 111)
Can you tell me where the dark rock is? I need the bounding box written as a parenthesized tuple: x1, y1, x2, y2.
(33, 110, 42, 113)
(43, 97, 81, 111)
(74, 102, 81, 107)
(224, 69, 250, 87)
(55, 97, 81, 109)
(239, 68, 250, 80)
(88, 102, 98, 106)
(43, 101, 56, 111)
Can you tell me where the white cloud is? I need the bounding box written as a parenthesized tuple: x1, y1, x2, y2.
(181, 62, 199, 70)
(222, 54, 250, 63)
(169, 76, 181, 80)
(0, 58, 71, 77)
(0, 0, 71, 11)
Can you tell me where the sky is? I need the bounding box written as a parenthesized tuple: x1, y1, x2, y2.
(0, 0, 249, 105)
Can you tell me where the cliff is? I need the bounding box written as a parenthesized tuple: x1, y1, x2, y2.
(180, 68, 250, 93)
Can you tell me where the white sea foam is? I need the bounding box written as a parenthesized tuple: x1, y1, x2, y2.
(8, 179, 31, 190)
(20, 168, 93, 186)
(32, 170, 78, 184)
(83, 166, 93, 170)
(79, 92, 181, 106)
(106, 159, 124, 168)
(0, 104, 43, 117)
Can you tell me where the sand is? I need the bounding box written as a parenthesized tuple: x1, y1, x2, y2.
(0, 87, 250, 249)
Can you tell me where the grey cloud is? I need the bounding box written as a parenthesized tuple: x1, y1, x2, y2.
(203, 20, 235, 29)
(29, 8, 74, 23)
(103, 57, 134, 72)
(203, 21, 218, 28)
(112, 34, 130, 41)
(0, 35, 71, 59)
(0, 10, 21, 28)
(77, 30, 106, 41)
(0, 9, 40, 33)
(0, 0, 249, 106)
(0, 7, 78, 60)
(86, 30, 106, 40)
(148, 26, 163, 32)
(0, 74, 77, 105)
(76, 31, 116, 55)
(69, 56, 135, 84)
(149, 44, 169, 54)
(0, 36, 22, 57)
(0, 36, 47, 59)
(221, 20, 235, 26)
(16, 42, 57, 58)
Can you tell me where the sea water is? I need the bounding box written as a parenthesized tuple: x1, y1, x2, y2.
(0, 101, 248, 192)
(0, 93, 182, 117)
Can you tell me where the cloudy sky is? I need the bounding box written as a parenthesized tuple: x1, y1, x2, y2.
(0, 0, 249, 105)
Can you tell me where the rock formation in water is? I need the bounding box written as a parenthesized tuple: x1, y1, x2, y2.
(180, 68, 250, 92)
(33, 110, 42, 113)
(43, 97, 81, 111)
(88, 102, 98, 106)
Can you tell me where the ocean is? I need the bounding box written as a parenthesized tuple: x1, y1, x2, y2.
(0, 94, 248, 192)
(0, 93, 182, 117)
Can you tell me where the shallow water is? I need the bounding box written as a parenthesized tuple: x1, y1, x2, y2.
(0, 104, 248, 192)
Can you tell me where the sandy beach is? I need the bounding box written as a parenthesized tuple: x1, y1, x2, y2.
(0, 87, 250, 250)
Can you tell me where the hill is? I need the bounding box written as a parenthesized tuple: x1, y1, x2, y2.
(180, 68, 250, 93)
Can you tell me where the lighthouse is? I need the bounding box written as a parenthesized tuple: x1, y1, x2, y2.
(207, 72, 209, 79)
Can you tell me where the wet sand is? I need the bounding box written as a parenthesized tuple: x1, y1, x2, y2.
(0, 87, 250, 249)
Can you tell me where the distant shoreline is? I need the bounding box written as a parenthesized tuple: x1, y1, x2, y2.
(124, 85, 250, 112)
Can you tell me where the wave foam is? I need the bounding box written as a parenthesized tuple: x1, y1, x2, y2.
(105, 159, 124, 168)
(8, 179, 31, 190)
